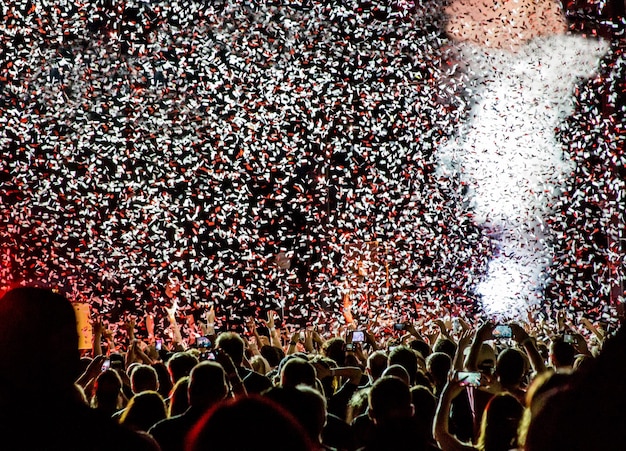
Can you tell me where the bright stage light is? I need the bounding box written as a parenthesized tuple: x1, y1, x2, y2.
(439, 0, 609, 319)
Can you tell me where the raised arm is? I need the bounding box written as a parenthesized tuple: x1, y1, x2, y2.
(510, 323, 547, 374)
(453, 330, 473, 371)
(200, 304, 218, 344)
(464, 322, 494, 371)
(433, 378, 477, 451)
(92, 320, 104, 357)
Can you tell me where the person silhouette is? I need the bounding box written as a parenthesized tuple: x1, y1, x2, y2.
(0, 286, 159, 450)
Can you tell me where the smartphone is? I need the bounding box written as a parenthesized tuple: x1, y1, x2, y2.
(351, 330, 365, 342)
(299, 331, 306, 341)
(456, 371, 482, 387)
(346, 343, 355, 352)
(201, 351, 216, 360)
(493, 325, 512, 339)
(155, 339, 162, 351)
(196, 336, 211, 348)
(394, 323, 405, 331)
(563, 334, 576, 344)
(101, 359, 111, 372)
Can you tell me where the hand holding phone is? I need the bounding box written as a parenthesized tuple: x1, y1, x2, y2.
(455, 371, 482, 387)
(493, 325, 512, 339)
(351, 330, 365, 342)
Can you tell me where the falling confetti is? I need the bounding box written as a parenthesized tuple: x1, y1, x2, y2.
(0, 1, 624, 333)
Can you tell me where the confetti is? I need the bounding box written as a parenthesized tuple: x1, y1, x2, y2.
(0, 1, 623, 332)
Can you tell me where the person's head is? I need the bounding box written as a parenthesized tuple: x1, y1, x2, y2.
(388, 346, 419, 385)
(188, 361, 228, 409)
(496, 348, 527, 388)
(167, 352, 199, 383)
(347, 388, 370, 423)
(426, 352, 452, 390)
(215, 332, 246, 366)
(550, 336, 577, 369)
(119, 390, 167, 432)
(130, 364, 159, 394)
(168, 376, 190, 417)
(188, 395, 315, 451)
(250, 354, 271, 375)
(0, 287, 80, 399)
(368, 376, 414, 426)
(524, 324, 626, 450)
(411, 385, 437, 438)
(518, 370, 572, 447)
(264, 385, 328, 444)
(382, 364, 411, 386)
(323, 337, 347, 367)
(432, 337, 457, 360)
(409, 339, 432, 360)
(366, 350, 389, 382)
(152, 362, 173, 399)
(281, 357, 317, 389)
(92, 369, 124, 411)
(260, 345, 285, 369)
(475, 343, 497, 376)
(476, 393, 524, 451)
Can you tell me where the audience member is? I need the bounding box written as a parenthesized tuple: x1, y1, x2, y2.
(187, 395, 316, 451)
(0, 287, 159, 450)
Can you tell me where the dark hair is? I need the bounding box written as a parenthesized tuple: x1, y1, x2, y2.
(409, 339, 432, 359)
(188, 361, 228, 408)
(432, 337, 457, 360)
(0, 287, 80, 394)
(167, 352, 199, 383)
(551, 337, 577, 368)
(260, 345, 285, 368)
(388, 346, 418, 385)
(131, 364, 159, 393)
(496, 348, 526, 387)
(368, 376, 413, 425)
(263, 386, 327, 443)
(215, 332, 245, 366)
(477, 393, 523, 451)
(367, 350, 389, 381)
(188, 395, 315, 451)
(281, 358, 317, 388)
(119, 391, 167, 432)
(168, 376, 190, 416)
(323, 337, 347, 367)
(152, 362, 173, 399)
(426, 352, 452, 387)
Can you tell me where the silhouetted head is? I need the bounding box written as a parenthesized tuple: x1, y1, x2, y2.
(119, 390, 167, 432)
(0, 287, 80, 398)
(323, 337, 347, 367)
(477, 393, 524, 451)
(167, 351, 199, 383)
(367, 350, 389, 382)
(188, 361, 228, 409)
(280, 357, 317, 388)
(215, 332, 245, 366)
(188, 395, 315, 451)
(388, 346, 419, 385)
(496, 348, 527, 387)
(368, 376, 414, 426)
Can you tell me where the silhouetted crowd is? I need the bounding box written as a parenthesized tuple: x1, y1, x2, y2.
(1, 286, 624, 451)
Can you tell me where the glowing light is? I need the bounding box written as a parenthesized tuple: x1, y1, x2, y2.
(439, 1, 609, 319)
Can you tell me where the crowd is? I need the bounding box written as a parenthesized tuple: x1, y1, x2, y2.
(0, 285, 625, 450)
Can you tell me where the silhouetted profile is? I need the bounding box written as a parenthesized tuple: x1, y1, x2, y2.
(0, 287, 158, 450)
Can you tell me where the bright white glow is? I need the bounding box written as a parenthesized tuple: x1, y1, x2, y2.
(438, 35, 608, 319)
